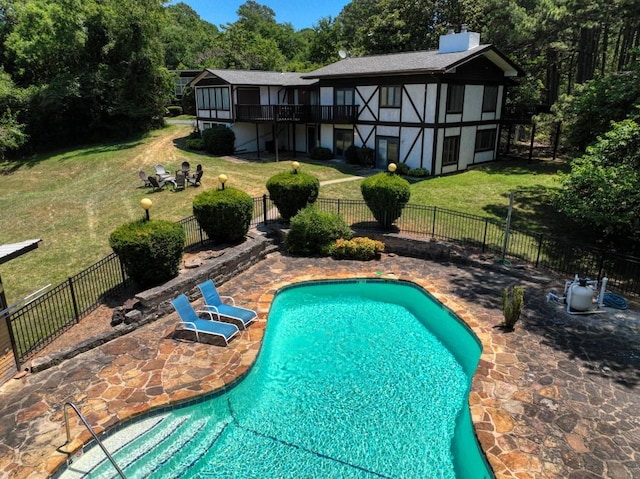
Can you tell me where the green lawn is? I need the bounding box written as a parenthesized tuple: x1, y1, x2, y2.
(0, 126, 569, 304)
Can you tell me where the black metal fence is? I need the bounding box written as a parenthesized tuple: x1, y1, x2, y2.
(6, 195, 640, 366)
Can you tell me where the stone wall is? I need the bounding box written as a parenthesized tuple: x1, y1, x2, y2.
(30, 231, 277, 373)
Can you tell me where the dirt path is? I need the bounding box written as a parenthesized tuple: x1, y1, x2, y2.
(126, 125, 192, 170)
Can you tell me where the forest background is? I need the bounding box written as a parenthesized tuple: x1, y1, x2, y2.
(1, 0, 639, 244)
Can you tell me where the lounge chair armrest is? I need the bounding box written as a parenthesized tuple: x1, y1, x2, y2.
(196, 309, 219, 321)
(220, 295, 236, 306)
(200, 304, 221, 316)
(177, 320, 200, 341)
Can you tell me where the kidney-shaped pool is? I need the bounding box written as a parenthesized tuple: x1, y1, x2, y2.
(66, 279, 493, 479)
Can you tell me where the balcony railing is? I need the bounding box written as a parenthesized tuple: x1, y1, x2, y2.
(235, 104, 358, 123)
(501, 104, 550, 124)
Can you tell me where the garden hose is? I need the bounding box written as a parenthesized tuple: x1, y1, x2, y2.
(602, 292, 628, 310)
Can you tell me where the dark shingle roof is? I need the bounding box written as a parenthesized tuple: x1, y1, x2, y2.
(303, 45, 521, 79)
(203, 69, 316, 87)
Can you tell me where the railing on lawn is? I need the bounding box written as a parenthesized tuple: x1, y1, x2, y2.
(6, 195, 640, 366)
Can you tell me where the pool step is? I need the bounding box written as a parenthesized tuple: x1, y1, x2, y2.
(57, 411, 232, 479)
(57, 413, 174, 479)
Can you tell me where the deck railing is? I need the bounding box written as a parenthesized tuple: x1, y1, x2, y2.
(6, 195, 639, 366)
(235, 104, 358, 123)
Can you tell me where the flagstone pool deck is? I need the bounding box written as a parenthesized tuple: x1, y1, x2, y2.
(0, 251, 638, 479)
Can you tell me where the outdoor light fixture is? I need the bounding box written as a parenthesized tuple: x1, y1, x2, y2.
(292, 161, 300, 174)
(218, 174, 228, 190)
(388, 163, 397, 173)
(140, 198, 153, 221)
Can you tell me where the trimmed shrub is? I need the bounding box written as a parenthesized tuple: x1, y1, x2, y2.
(193, 187, 253, 244)
(202, 125, 235, 155)
(345, 145, 359, 164)
(109, 219, 185, 288)
(361, 172, 411, 229)
(309, 146, 333, 161)
(266, 169, 320, 222)
(408, 167, 429, 177)
(358, 146, 374, 167)
(330, 237, 385, 260)
(186, 138, 205, 150)
(166, 105, 182, 117)
(395, 162, 410, 175)
(287, 206, 353, 256)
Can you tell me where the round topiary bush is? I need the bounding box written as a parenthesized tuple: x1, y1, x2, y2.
(360, 172, 411, 229)
(287, 205, 353, 256)
(193, 187, 253, 244)
(266, 168, 320, 222)
(202, 125, 235, 155)
(109, 219, 185, 288)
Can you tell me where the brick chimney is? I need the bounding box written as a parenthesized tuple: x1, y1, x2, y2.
(439, 25, 480, 53)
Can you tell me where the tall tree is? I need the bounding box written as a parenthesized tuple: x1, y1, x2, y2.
(0, 67, 26, 158)
(3, 0, 172, 149)
(162, 2, 219, 69)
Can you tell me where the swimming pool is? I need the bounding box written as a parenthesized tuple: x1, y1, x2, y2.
(65, 279, 492, 478)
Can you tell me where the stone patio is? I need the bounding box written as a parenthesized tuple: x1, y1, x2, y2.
(0, 249, 638, 478)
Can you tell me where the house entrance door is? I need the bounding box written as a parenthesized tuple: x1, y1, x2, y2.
(307, 126, 317, 153)
(334, 129, 353, 159)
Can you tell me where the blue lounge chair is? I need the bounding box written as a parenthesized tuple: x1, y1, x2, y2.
(197, 280, 257, 330)
(171, 294, 240, 345)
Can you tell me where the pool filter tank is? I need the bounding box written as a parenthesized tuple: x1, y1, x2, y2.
(569, 278, 594, 311)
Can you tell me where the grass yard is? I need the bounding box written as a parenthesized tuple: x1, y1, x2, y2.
(0, 126, 569, 304)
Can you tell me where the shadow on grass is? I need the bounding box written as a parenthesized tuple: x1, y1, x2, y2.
(0, 136, 145, 174)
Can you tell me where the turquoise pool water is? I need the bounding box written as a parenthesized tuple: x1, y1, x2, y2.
(84, 279, 492, 479)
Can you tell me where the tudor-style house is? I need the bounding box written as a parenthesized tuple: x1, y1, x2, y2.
(191, 27, 522, 176)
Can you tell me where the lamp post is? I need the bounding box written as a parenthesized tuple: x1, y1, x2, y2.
(387, 163, 397, 174)
(140, 198, 152, 221)
(291, 161, 300, 174)
(218, 174, 228, 190)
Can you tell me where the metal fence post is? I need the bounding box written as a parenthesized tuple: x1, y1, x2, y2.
(431, 207, 437, 238)
(119, 257, 127, 285)
(198, 220, 204, 245)
(535, 234, 544, 267)
(263, 195, 268, 224)
(68, 277, 80, 323)
(482, 218, 489, 252)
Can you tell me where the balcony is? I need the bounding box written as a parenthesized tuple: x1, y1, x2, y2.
(501, 104, 550, 125)
(235, 105, 358, 123)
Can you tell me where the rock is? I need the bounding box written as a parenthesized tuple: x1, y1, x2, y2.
(124, 309, 143, 324)
(110, 307, 125, 326)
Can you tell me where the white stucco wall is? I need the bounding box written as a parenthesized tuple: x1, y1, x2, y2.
(462, 85, 483, 122)
(426, 84, 438, 123)
(402, 84, 426, 123)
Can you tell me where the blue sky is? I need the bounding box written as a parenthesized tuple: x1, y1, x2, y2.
(168, 0, 351, 30)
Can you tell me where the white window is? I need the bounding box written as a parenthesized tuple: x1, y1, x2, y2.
(442, 136, 460, 166)
(482, 86, 499, 113)
(196, 87, 230, 111)
(380, 86, 401, 107)
(446, 85, 464, 114)
(475, 129, 497, 152)
(335, 88, 354, 106)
